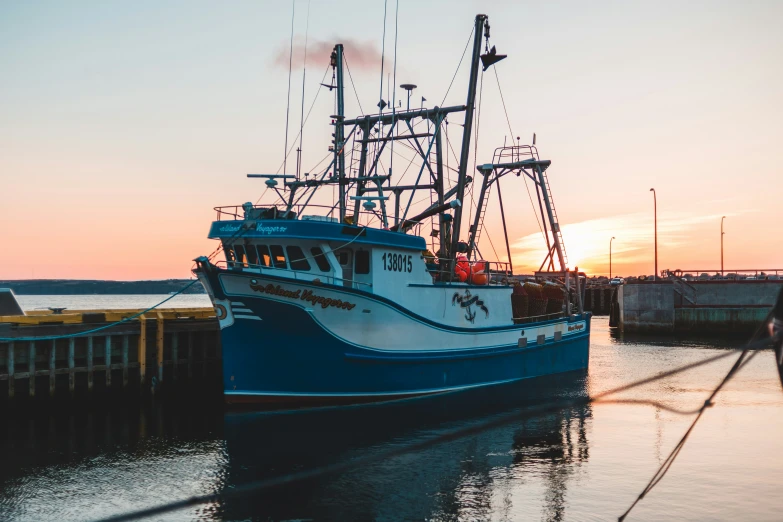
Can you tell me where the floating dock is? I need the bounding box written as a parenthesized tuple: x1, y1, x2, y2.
(0, 308, 220, 401)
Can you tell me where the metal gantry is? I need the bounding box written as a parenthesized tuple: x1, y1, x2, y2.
(251, 14, 576, 283)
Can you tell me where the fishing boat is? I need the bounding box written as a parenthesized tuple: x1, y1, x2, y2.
(194, 14, 591, 406)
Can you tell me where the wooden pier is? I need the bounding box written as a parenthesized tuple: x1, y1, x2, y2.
(0, 308, 221, 401)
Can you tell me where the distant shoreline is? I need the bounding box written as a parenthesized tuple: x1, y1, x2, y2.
(0, 279, 206, 295)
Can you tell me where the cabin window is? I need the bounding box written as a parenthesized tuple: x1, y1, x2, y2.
(269, 245, 287, 269)
(286, 246, 311, 271)
(233, 245, 246, 266)
(245, 243, 259, 266)
(355, 250, 370, 274)
(256, 244, 272, 267)
(339, 252, 350, 266)
(310, 247, 331, 272)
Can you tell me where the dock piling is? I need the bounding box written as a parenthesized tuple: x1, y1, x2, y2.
(29, 341, 35, 398)
(105, 335, 112, 388)
(171, 333, 178, 380)
(87, 336, 94, 392)
(187, 331, 193, 379)
(1, 306, 218, 401)
(49, 340, 56, 397)
(156, 312, 164, 386)
(122, 335, 129, 388)
(138, 315, 147, 392)
(7, 342, 14, 399)
(68, 338, 75, 395)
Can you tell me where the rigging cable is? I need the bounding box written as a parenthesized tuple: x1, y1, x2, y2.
(93, 336, 778, 522)
(492, 66, 545, 242)
(0, 280, 200, 343)
(296, 0, 311, 180)
(466, 68, 484, 251)
(259, 63, 331, 205)
(378, 0, 388, 112)
(389, 0, 399, 180)
(440, 25, 476, 107)
(343, 56, 365, 114)
(282, 0, 296, 177)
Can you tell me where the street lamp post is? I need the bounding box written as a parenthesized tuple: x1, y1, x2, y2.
(721, 216, 726, 276)
(610, 236, 616, 279)
(650, 188, 657, 281)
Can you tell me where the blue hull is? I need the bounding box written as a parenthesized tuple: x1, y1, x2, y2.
(219, 292, 591, 405)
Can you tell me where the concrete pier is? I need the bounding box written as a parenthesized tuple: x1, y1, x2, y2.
(0, 308, 220, 402)
(618, 281, 782, 333)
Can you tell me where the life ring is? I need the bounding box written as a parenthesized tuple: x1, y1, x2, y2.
(214, 303, 227, 320)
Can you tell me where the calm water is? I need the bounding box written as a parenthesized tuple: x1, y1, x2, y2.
(1, 307, 782, 521)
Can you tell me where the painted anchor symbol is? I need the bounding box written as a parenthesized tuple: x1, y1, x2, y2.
(452, 289, 489, 323)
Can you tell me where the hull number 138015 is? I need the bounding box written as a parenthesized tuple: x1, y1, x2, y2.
(382, 252, 412, 273)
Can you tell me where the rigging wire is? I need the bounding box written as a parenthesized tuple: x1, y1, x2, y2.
(492, 66, 545, 243)
(257, 63, 330, 204)
(343, 55, 365, 114)
(282, 0, 296, 177)
(296, 0, 311, 180)
(93, 336, 778, 522)
(466, 68, 484, 250)
(440, 25, 476, 107)
(389, 0, 399, 179)
(378, 0, 388, 112)
(0, 280, 200, 343)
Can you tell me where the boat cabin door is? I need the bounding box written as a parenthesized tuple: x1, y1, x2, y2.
(335, 248, 353, 287)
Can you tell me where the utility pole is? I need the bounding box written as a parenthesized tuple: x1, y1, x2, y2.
(610, 236, 616, 279)
(650, 188, 657, 281)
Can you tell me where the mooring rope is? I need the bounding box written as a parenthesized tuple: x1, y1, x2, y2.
(0, 279, 201, 343)
(93, 333, 778, 522)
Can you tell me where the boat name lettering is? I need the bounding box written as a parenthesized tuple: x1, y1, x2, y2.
(300, 290, 356, 310)
(567, 323, 584, 332)
(248, 280, 355, 310)
(256, 225, 288, 234)
(219, 224, 241, 233)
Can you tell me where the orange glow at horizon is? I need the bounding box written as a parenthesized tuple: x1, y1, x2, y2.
(1, 2, 782, 281)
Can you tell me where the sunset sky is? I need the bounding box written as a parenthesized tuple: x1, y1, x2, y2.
(2, 1, 781, 280)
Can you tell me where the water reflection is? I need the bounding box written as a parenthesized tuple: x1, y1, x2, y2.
(5, 318, 781, 521)
(0, 400, 227, 521)
(218, 372, 590, 521)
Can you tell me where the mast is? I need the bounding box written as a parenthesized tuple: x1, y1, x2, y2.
(332, 44, 346, 223)
(449, 14, 486, 264)
(434, 115, 446, 252)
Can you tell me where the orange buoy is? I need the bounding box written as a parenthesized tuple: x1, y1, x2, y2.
(455, 255, 470, 282)
(470, 260, 488, 285)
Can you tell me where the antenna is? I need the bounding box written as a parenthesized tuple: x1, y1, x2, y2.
(400, 84, 417, 111)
